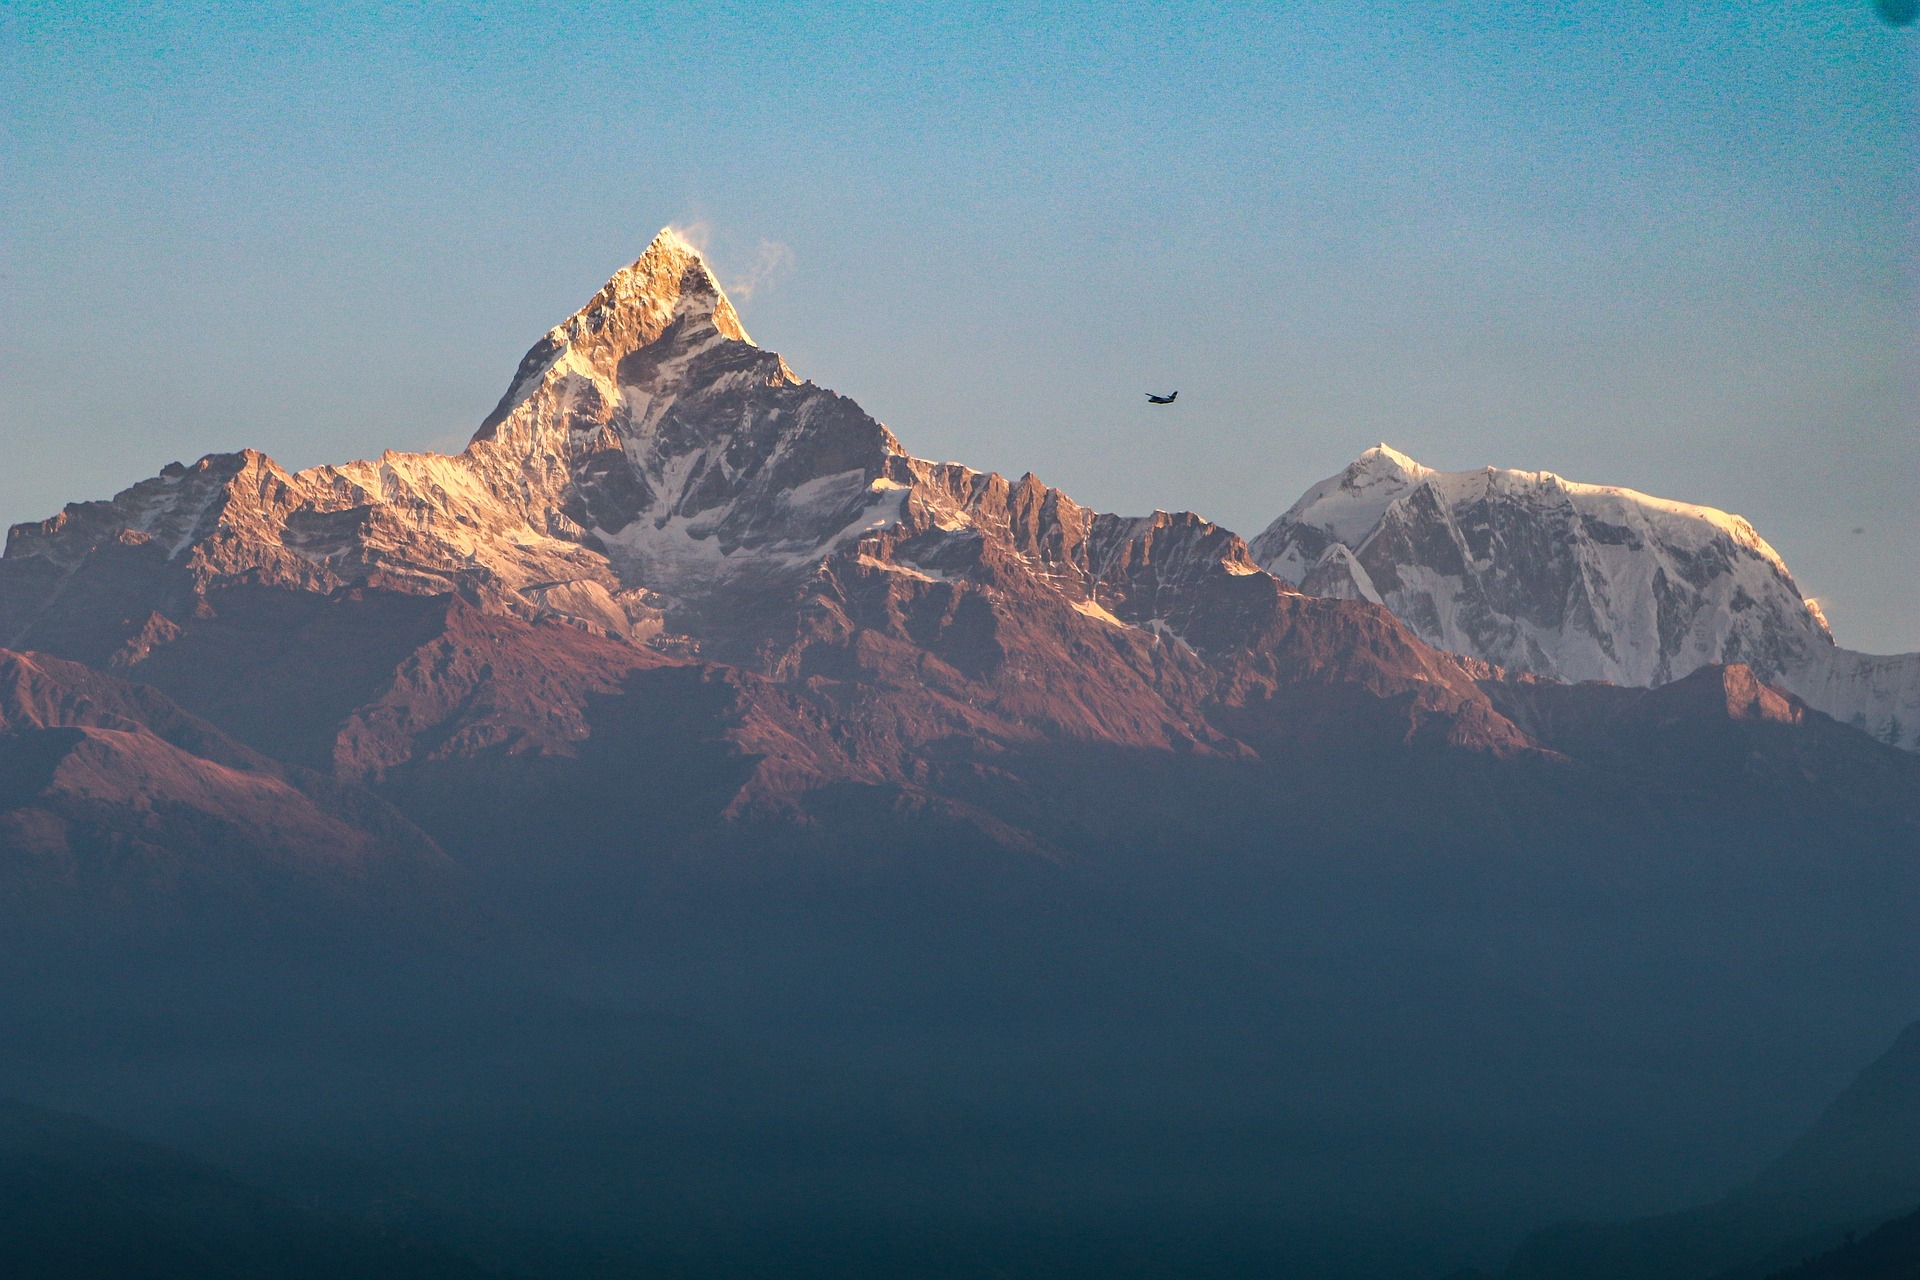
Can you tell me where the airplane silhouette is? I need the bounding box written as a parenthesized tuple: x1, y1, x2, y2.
(1145, 391, 1178, 405)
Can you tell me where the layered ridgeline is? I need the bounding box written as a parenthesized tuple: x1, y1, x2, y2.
(1252, 445, 1920, 750)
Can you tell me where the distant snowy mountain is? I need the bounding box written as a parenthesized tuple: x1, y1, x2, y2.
(1250, 445, 1920, 749)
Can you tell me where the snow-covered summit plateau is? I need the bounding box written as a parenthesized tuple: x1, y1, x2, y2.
(1251, 445, 1919, 749)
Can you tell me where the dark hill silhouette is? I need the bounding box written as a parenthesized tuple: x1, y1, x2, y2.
(1760, 1205, 1920, 1280)
(1505, 1021, 1920, 1280)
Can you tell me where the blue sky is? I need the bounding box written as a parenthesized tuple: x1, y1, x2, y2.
(3, 1, 1915, 649)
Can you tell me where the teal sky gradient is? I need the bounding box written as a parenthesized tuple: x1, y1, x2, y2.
(3, 1, 1915, 648)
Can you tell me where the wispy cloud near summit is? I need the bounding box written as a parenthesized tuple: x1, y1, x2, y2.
(660, 224, 793, 302)
(724, 239, 795, 302)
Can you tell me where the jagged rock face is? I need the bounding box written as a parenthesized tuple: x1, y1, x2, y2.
(1253, 445, 1920, 749)
(468, 230, 912, 638)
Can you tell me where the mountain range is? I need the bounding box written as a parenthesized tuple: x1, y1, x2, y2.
(0, 228, 1914, 1278)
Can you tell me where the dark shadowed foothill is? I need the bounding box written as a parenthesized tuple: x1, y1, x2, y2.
(0, 1098, 504, 1280)
(1503, 1021, 1920, 1280)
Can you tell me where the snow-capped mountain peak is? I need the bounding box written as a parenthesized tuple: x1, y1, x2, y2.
(1353, 442, 1432, 484)
(477, 226, 757, 440)
(1258, 443, 1433, 585)
(1253, 446, 1915, 749)
(4, 233, 853, 651)
(559, 224, 752, 355)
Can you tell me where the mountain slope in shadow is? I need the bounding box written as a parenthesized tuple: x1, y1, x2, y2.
(1504, 1021, 1920, 1280)
(0, 646, 469, 943)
